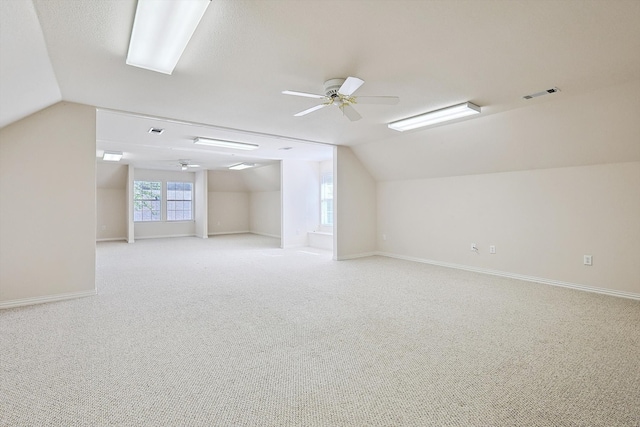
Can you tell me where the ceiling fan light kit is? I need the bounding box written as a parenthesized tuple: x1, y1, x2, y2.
(388, 102, 481, 132)
(179, 160, 200, 171)
(283, 76, 399, 122)
(193, 137, 259, 151)
(126, 0, 211, 74)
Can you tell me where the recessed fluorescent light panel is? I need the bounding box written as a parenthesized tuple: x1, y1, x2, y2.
(229, 163, 256, 170)
(388, 102, 481, 132)
(103, 151, 123, 162)
(194, 137, 259, 151)
(126, 0, 211, 74)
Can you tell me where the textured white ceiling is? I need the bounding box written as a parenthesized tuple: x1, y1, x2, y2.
(0, 0, 61, 127)
(96, 109, 333, 170)
(2, 0, 640, 177)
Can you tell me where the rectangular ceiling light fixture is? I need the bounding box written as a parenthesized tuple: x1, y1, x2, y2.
(523, 87, 560, 100)
(194, 137, 259, 151)
(103, 151, 123, 162)
(126, 0, 211, 74)
(229, 163, 256, 171)
(388, 102, 481, 132)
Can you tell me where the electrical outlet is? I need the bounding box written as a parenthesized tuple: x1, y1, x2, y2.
(489, 245, 496, 254)
(382, 234, 387, 241)
(584, 255, 593, 266)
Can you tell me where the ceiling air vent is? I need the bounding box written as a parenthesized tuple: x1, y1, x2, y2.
(148, 127, 164, 134)
(523, 87, 560, 100)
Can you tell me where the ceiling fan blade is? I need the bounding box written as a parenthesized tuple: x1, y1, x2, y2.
(355, 96, 400, 105)
(341, 104, 362, 121)
(294, 104, 329, 117)
(282, 90, 327, 99)
(339, 76, 364, 96)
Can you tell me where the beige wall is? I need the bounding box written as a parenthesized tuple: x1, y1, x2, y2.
(207, 166, 282, 237)
(208, 191, 250, 234)
(0, 102, 96, 306)
(250, 191, 281, 237)
(96, 162, 127, 241)
(377, 162, 640, 295)
(96, 188, 126, 240)
(243, 163, 281, 192)
(246, 164, 281, 238)
(335, 146, 377, 260)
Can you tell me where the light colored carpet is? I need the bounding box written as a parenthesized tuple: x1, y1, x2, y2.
(1, 234, 639, 426)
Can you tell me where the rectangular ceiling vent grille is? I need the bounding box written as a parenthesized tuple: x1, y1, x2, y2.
(523, 87, 560, 100)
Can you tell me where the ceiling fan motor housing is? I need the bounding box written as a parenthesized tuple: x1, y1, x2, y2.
(324, 78, 346, 98)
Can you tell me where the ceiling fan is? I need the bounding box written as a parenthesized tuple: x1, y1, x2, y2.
(282, 76, 399, 121)
(177, 159, 200, 171)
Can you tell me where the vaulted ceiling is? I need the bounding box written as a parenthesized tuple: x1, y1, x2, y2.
(1, 0, 639, 177)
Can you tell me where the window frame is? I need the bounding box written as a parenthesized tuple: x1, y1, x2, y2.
(320, 171, 333, 228)
(133, 180, 162, 222)
(166, 181, 194, 222)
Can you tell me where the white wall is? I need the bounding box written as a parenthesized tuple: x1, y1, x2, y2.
(126, 164, 134, 243)
(96, 162, 127, 241)
(133, 168, 196, 239)
(281, 159, 319, 248)
(0, 102, 96, 307)
(194, 170, 208, 238)
(335, 146, 377, 260)
(377, 162, 640, 296)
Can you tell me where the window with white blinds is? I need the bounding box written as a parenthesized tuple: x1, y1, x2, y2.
(167, 182, 193, 221)
(320, 172, 333, 226)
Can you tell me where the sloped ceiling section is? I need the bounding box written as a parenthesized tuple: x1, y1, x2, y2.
(353, 79, 640, 181)
(208, 163, 281, 193)
(2, 0, 639, 180)
(29, 0, 640, 147)
(0, 0, 61, 128)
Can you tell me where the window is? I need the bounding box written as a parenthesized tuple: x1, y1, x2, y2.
(320, 172, 333, 226)
(134, 181, 161, 221)
(167, 182, 193, 221)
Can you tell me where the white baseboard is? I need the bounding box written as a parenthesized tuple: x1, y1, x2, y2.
(208, 231, 251, 236)
(0, 289, 97, 310)
(96, 237, 127, 242)
(249, 232, 281, 239)
(135, 234, 196, 240)
(377, 252, 640, 301)
(336, 251, 378, 261)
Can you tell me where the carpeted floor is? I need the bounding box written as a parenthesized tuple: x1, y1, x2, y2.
(1, 234, 639, 426)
